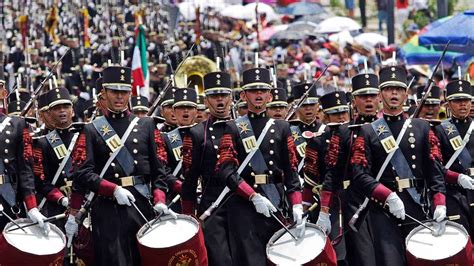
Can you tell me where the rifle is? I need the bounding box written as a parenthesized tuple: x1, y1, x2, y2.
(20, 48, 70, 116)
(348, 41, 451, 232)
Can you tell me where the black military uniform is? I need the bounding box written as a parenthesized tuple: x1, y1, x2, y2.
(32, 88, 77, 226)
(302, 90, 350, 263)
(0, 112, 37, 230)
(315, 73, 379, 266)
(161, 88, 199, 211)
(266, 82, 288, 120)
(157, 87, 178, 133)
(290, 83, 324, 179)
(351, 66, 446, 266)
(434, 80, 473, 235)
(73, 66, 171, 266)
(216, 67, 302, 266)
(181, 71, 233, 265)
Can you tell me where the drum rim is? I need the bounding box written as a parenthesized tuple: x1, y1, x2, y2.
(405, 220, 469, 260)
(3, 218, 66, 255)
(266, 222, 327, 264)
(136, 214, 200, 247)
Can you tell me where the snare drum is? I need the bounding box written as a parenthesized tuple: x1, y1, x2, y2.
(0, 218, 65, 266)
(406, 221, 472, 266)
(266, 223, 337, 266)
(137, 214, 208, 266)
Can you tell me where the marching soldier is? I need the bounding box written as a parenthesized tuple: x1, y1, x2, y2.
(0, 87, 49, 233)
(470, 85, 474, 118)
(162, 88, 199, 211)
(312, 73, 380, 265)
(181, 71, 234, 265)
(68, 66, 176, 265)
(350, 65, 447, 265)
(416, 85, 442, 120)
(195, 94, 209, 123)
(434, 79, 474, 236)
(157, 87, 178, 133)
(302, 90, 350, 264)
(216, 67, 304, 265)
(130, 95, 150, 118)
(266, 83, 288, 120)
(32, 88, 78, 226)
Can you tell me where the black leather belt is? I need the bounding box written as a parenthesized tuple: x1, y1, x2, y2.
(113, 175, 147, 187)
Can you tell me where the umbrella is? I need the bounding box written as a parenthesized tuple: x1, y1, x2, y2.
(270, 29, 306, 41)
(244, 2, 280, 22)
(260, 24, 288, 41)
(296, 13, 331, 24)
(178, 0, 230, 21)
(401, 35, 472, 66)
(220, 4, 247, 20)
(328, 30, 354, 48)
(278, 2, 327, 16)
(286, 21, 319, 36)
(419, 10, 474, 54)
(316, 16, 361, 34)
(353, 32, 388, 50)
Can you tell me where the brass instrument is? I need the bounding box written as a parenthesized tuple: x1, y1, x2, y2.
(174, 55, 217, 94)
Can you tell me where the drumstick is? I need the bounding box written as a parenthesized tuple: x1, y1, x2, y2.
(130, 201, 153, 229)
(138, 195, 181, 238)
(6, 213, 66, 233)
(398, 215, 461, 227)
(270, 212, 298, 241)
(405, 213, 435, 233)
(0, 204, 26, 233)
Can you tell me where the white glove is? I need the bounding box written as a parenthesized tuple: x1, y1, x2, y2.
(292, 204, 305, 238)
(28, 208, 50, 235)
(432, 205, 447, 236)
(154, 203, 178, 219)
(113, 186, 135, 206)
(250, 193, 277, 218)
(316, 212, 332, 234)
(385, 192, 405, 220)
(458, 174, 474, 190)
(65, 215, 78, 248)
(60, 197, 69, 208)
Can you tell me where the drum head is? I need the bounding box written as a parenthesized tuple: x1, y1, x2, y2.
(267, 223, 326, 265)
(406, 221, 468, 261)
(138, 215, 199, 248)
(3, 219, 65, 255)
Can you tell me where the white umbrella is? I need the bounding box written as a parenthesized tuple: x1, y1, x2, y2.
(328, 30, 354, 48)
(243, 3, 280, 22)
(179, 0, 231, 21)
(220, 4, 247, 20)
(317, 16, 361, 34)
(353, 32, 388, 50)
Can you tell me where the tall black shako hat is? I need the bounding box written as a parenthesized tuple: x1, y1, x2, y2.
(242, 68, 272, 91)
(267, 81, 288, 108)
(102, 66, 132, 91)
(319, 91, 349, 114)
(351, 73, 379, 96)
(416, 85, 441, 105)
(173, 88, 198, 108)
(379, 65, 408, 90)
(204, 71, 232, 95)
(292, 83, 318, 105)
(446, 79, 472, 101)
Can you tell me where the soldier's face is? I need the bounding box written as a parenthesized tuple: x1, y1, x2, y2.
(419, 104, 440, 120)
(297, 103, 318, 123)
(47, 104, 74, 128)
(380, 86, 407, 111)
(353, 94, 379, 116)
(205, 94, 231, 118)
(267, 106, 288, 120)
(242, 90, 272, 112)
(104, 89, 131, 112)
(133, 110, 148, 118)
(448, 99, 471, 119)
(174, 106, 197, 126)
(238, 106, 248, 116)
(195, 110, 208, 123)
(161, 106, 176, 125)
(326, 111, 350, 124)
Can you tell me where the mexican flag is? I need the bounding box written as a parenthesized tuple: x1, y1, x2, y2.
(131, 25, 149, 98)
